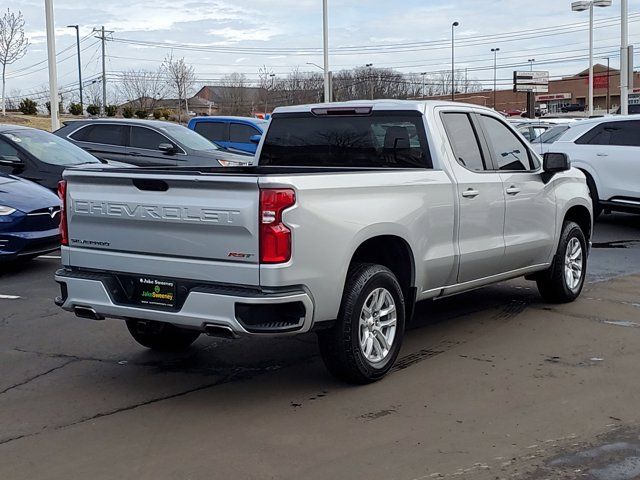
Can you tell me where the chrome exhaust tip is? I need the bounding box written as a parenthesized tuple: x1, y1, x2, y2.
(74, 306, 104, 320)
(204, 324, 238, 339)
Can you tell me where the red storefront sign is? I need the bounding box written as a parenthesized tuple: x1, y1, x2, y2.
(585, 75, 610, 89)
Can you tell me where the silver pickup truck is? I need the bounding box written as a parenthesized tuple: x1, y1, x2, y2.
(55, 100, 592, 383)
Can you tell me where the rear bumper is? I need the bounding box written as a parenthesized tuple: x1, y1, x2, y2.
(54, 269, 315, 336)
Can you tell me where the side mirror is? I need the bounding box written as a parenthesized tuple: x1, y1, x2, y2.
(158, 143, 176, 154)
(249, 134, 262, 144)
(543, 152, 570, 174)
(0, 155, 23, 168)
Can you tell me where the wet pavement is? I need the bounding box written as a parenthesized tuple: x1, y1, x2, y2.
(0, 213, 639, 480)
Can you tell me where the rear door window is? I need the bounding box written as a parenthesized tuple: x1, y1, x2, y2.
(578, 121, 640, 147)
(70, 124, 128, 146)
(441, 112, 487, 171)
(194, 122, 228, 143)
(260, 111, 431, 168)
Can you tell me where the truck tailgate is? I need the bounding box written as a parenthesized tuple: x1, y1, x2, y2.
(64, 170, 260, 285)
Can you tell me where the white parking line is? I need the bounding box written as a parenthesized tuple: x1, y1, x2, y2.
(0, 295, 21, 299)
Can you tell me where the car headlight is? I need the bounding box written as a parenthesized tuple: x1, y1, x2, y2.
(0, 205, 16, 216)
(217, 159, 251, 167)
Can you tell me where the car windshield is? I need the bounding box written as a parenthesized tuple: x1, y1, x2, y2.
(537, 125, 570, 144)
(157, 125, 220, 152)
(2, 129, 100, 166)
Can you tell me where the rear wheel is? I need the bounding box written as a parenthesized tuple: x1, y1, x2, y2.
(126, 319, 200, 351)
(536, 221, 587, 303)
(317, 263, 405, 384)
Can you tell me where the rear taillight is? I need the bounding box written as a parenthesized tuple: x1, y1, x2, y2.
(259, 188, 295, 264)
(58, 180, 68, 246)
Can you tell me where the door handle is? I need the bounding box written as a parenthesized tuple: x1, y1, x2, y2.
(596, 153, 608, 157)
(128, 152, 141, 156)
(462, 188, 480, 198)
(506, 186, 521, 195)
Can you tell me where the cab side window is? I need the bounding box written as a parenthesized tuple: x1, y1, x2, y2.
(442, 112, 487, 172)
(480, 115, 537, 171)
(229, 123, 259, 143)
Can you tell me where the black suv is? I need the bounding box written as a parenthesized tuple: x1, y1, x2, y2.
(54, 119, 253, 167)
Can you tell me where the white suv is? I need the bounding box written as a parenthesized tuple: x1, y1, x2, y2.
(533, 116, 640, 216)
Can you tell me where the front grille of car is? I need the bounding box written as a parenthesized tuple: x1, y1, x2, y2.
(24, 207, 61, 231)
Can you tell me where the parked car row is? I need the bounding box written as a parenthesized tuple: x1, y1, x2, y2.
(1, 116, 265, 261)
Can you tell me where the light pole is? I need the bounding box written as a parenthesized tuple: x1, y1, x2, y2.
(451, 21, 459, 101)
(621, 0, 629, 114)
(528, 58, 536, 71)
(421, 72, 427, 99)
(67, 25, 83, 112)
(322, 0, 330, 103)
(366, 63, 374, 100)
(572, 0, 612, 117)
(491, 48, 500, 110)
(45, 0, 59, 131)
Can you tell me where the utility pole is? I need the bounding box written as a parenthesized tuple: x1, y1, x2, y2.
(67, 25, 83, 112)
(366, 63, 374, 100)
(45, 0, 59, 131)
(606, 56, 611, 113)
(421, 72, 427, 99)
(93, 26, 113, 116)
(322, 0, 330, 103)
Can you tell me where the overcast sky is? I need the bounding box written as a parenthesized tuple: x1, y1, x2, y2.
(5, 0, 640, 100)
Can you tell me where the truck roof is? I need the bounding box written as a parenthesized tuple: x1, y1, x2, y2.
(272, 99, 481, 115)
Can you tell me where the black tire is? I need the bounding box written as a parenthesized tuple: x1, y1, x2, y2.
(126, 319, 200, 351)
(536, 221, 587, 304)
(317, 263, 405, 384)
(584, 173, 602, 219)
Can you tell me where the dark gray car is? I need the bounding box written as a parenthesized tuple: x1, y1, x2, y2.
(54, 119, 253, 167)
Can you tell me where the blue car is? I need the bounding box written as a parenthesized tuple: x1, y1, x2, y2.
(188, 116, 268, 154)
(0, 174, 61, 261)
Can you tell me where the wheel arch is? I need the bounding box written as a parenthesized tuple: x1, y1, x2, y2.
(346, 234, 417, 320)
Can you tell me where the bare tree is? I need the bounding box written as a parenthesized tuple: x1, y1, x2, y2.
(0, 8, 29, 116)
(118, 67, 167, 111)
(218, 72, 251, 115)
(162, 54, 196, 121)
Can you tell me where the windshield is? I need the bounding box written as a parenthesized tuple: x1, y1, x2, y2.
(260, 112, 432, 168)
(2, 129, 100, 166)
(537, 125, 570, 144)
(158, 125, 220, 152)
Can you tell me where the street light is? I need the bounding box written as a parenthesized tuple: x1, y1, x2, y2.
(451, 21, 459, 101)
(421, 72, 427, 99)
(528, 58, 536, 71)
(491, 48, 500, 110)
(366, 63, 374, 100)
(571, 0, 612, 116)
(45, 0, 59, 131)
(67, 25, 83, 112)
(322, 0, 330, 102)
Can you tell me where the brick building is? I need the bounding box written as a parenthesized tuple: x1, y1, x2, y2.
(427, 64, 640, 114)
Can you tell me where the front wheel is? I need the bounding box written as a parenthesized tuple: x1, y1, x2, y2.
(126, 319, 201, 351)
(536, 221, 587, 303)
(317, 263, 405, 384)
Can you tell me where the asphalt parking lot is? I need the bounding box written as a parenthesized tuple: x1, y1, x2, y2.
(1, 213, 639, 480)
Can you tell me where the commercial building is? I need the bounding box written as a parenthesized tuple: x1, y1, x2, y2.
(428, 64, 640, 114)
